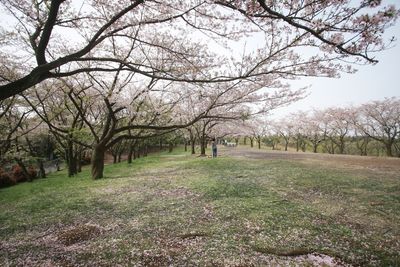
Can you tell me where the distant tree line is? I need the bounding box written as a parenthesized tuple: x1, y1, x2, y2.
(235, 98, 400, 157)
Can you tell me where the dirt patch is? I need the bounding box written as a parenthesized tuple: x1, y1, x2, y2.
(222, 146, 400, 175)
(57, 224, 102, 246)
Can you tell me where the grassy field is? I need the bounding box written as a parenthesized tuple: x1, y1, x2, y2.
(0, 147, 399, 266)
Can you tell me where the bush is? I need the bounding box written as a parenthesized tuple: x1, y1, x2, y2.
(0, 168, 15, 188)
(11, 165, 27, 183)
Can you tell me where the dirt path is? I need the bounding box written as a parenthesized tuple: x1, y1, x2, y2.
(219, 146, 400, 176)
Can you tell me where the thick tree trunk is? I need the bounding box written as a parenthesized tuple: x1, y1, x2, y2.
(66, 140, 78, 177)
(184, 141, 188, 152)
(385, 142, 393, 157)
(200, 135, 206, 156)
(258, 138, 261, 149)
(244, 137, 247, 145)
(250, 138, 254, 148)
(91, 145, 106, 180)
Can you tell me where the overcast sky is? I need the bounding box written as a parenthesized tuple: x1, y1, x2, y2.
(271, 0, 400, 119)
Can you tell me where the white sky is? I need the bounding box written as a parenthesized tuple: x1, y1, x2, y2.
(271, 0, 400, 119)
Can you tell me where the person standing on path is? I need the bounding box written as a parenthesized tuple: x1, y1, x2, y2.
(212, 139, 217, 158)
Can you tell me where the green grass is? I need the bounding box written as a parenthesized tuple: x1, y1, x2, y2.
(0, 148, 399, 266)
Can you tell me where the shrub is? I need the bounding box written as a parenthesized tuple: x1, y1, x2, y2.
(0, 168, 15, 188)
(11, 164, 27, 183)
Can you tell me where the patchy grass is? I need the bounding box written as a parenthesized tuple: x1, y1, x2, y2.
(0, 148, 399, 266)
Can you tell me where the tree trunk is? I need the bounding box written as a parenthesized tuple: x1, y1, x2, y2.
(37, 159, 46, 178)
(66, 141, 78, 177)
(385, 142, 393, 157)
(301, 142, 306, 152)
(313, 144, 318, 153)
(117, 151, 122, 162)
(77, 151, 82, 173)
(67, 153, 77, 177)
(15, 158, 33, 182)
(191, 139, 196, 154)
(168, 142, 173, 153)
(250, 138, 254, 148)
(184, 141, 187, 152)
(128, 145, 134, 164)
(200, 135, 206, 156)
(244, 137, 247, 145)
(257, 138, 261, 149)
(91, 145, 106, 180)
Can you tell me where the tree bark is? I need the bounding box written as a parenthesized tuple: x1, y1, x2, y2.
(191, 139, 196, 154)
(117, 151, 122, 162)
(15, 158, 33, 182)
(91, 145, 106, 180)
(127, 145, 134, 164)
(200, 135, 206, 156)
(385, 142, 393, 157)
(77, 150, 82, 173)
(37, 159, 46, 178)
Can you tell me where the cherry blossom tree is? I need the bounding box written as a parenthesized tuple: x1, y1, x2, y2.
(303, 110, 327, 153)
(0, 97, 28, 160)
(353, 97, 400, 157)
(272, 119, 294, 151)
(0, 0, 398, 100)
(287, 112, 309, 152)
(22, 80, 91, 177)
(323, 107, 352, 154)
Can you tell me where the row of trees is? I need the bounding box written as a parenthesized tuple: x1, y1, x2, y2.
(0, 1, 399, 180)
(224, 98, 400, 157)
